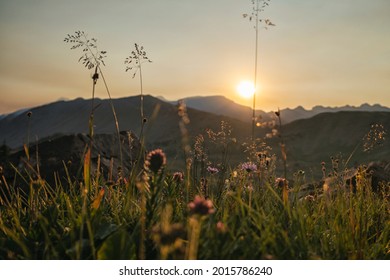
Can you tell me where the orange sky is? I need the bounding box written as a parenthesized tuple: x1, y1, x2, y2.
(1, 0, 389, 115)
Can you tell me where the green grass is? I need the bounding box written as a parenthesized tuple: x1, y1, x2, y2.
(0, 137, 389, 260)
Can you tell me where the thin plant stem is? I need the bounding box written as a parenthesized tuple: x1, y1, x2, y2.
(139, 64, 144, 122)
(139, 63, 145, 140)
(97, 66, 124, 173)
(90, 66, 98, 139)
(76, 32, 123, 172)
(124, 43, 152, 144)
(276, 109, 287, 180)
(252, 0, 259, 141)
(187, 217, 201, 260)
(139, 184, 146, 260)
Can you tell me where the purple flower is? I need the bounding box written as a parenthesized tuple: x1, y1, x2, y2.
(241, 162, 257, 173)
(188, 195, 215, 216)
(206, 166, 219, 175)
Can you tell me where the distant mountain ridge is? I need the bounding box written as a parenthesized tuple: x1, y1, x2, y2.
(0, 95, 389, 179)
(171, 95, 390, 124)
(2, 95, 388, 124)
(0, 95, 251, 149)
(1, 94, 389, 149)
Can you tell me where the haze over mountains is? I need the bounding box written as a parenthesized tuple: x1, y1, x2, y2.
(0, 95, 389, 178)
(175, 95, 390, 124)
(2, 94, 388, 125)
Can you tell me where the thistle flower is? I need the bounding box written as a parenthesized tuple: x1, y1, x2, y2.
(144, 149, 166, 174)
(275, 177, 288, 189)
(206, 166, 219, 175)
(216, 221, 227, 233)
(241, 162, 257, 173)
(172, 171, 184, 183)
(188, 195, 215, 216)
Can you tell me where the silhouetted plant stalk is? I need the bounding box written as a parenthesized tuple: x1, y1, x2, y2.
(24, 111, 33, 161)
(344, 123, 386, 168)
(90, 66, 99, 138)
(177, 100, 192, 204)
(275, 109, 287, 179)
(243, 0, 274, 140)
(125, 43, 152, 139)
(136, 171, 148, 260)
(186, 196, 214, 260)
(136, 149, 166, 260)
(64, 31, 123, 176)
(275, 109, 288, 205)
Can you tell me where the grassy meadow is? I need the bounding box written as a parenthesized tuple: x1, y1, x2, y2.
(0, 110, 389, 260)
(0, 29, 389, 260)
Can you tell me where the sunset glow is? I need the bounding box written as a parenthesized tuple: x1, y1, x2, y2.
(237, 81, 256, 99)
(0, 0, 389, 114)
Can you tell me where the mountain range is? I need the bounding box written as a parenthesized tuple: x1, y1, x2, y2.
(0, 95, 389, 179)
(174, 95, 390, 124)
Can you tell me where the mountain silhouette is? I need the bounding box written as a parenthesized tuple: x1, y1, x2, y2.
(1, 95, 389, 179)
(172, 95, 390, 124)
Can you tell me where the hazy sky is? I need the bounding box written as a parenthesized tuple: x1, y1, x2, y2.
(0, 0, 389, 114)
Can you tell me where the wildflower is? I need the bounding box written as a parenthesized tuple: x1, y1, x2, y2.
(216, 221, 227, 233)
(257, 152, 266, 159)
(304, 194, 315, 202)
(188, 195, 215, 216)
(245, 184, 254, 192)
(172, 171, 184, 183)
(144, 149, 166, 174)
(206, 166, 219, 175)
(241, 162, 257, 173)
(275, 177, 288, 189)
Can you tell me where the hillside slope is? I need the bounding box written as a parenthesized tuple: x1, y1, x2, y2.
(279, 111, 390, 174)
(1, 96, 388, 180)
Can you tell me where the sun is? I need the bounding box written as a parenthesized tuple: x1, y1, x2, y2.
(237, 81, 256, 99)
